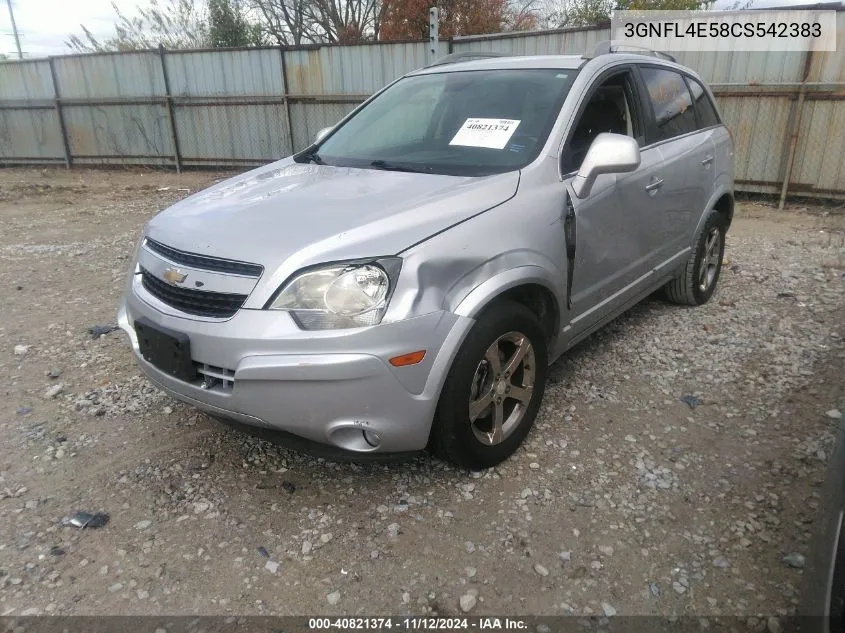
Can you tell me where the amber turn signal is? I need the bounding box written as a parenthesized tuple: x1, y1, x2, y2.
(389, 350, 426, 367)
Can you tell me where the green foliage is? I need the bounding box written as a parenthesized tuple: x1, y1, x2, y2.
(208, 0, 264, 47)
(67, 0, 209, 52)
(544, 0, 613, 27)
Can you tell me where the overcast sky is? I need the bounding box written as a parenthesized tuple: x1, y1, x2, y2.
(1, 0, 127, 57)
(0, 0, 836, 58)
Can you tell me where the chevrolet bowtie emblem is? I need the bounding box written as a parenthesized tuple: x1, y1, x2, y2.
(163, 268, 188, 285)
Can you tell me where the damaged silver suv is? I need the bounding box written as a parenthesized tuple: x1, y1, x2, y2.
(119, 49, 734, 469)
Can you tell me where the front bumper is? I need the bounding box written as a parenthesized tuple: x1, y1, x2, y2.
(118, 277, 474, 454)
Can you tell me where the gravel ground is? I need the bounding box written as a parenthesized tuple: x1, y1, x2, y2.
(0, 168, 844, 620)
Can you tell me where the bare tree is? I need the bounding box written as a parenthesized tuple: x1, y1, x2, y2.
(503, 0, 542, 31)
(616, 0, 708, 8)
(250, 0, 317, 45)
(251, 0, 384, 45)
(305, 0, 384, 43)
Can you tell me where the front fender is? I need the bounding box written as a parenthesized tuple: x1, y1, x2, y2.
(385, 184, 567, 329)
(453, 265, 562, 318)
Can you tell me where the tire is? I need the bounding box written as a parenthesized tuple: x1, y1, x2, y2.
(664, 210, 727, 306)
(429, 301, 548, 469)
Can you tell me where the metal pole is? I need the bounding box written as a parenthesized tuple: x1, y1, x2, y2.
(48, 57, 71, 169)
(279, 47, 295, 154)
(5, 0, 22, 59)
(158, 45, 182, 173)
(428, 7, 439, 64)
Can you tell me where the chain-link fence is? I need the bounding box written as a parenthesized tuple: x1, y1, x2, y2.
(1, 16, 844, 202)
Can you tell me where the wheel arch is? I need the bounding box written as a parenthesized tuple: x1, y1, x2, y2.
(692, 185, 734, 245)
(713, 192, 734, 228)
(429, 294, 552, 468)
(453, 268, 562, 351)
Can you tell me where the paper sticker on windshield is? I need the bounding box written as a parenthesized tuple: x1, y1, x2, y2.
(449, 118, 521, 149)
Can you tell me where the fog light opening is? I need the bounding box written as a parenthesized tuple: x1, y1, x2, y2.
(363, 429, 381, 448)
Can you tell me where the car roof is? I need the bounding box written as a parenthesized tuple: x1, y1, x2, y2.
(409, 55, 586, 75)
(408, 52, 697, 79)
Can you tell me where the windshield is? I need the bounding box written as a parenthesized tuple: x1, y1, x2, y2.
(307, 68, 579, 177)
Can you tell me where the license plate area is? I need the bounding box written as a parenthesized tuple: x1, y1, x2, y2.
(134, 317, 196, 382)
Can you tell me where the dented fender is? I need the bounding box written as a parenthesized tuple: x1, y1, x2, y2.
(451, 265, 561, 318)
(383, 164, 569, 335)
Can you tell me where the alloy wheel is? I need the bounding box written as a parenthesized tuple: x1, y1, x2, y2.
(468, 331, 536, 446)
(699, 227, 722, 292)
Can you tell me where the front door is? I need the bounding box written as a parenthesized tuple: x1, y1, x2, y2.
(560, 66, 665, 331)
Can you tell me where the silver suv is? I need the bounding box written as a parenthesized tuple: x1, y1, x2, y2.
(119, 50, 734, 469)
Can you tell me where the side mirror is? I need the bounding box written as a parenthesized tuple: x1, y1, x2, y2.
(315, 126, 334, 143)
(572, 133, 641, 199)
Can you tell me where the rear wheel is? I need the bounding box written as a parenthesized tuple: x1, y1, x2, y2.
(664, 210, 727, 306)
(430, 301, 548, 469)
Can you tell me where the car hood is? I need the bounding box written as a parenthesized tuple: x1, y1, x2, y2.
(145, 159, 519, 274)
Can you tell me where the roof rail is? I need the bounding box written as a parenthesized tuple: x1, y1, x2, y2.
(591, 40, 676, 63)
(426, 51, 512, 67)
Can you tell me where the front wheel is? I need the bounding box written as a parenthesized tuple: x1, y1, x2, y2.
(664, 210, 727, 306)
(429, 301, 548, 469)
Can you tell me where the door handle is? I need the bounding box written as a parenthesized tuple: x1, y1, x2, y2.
(701, 155, 714, 166)
(644, 178, 664, 192)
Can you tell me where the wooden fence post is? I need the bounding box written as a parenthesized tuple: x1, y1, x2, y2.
(47, 57, 71, 169)
(158, 45, 182, 173)
(778, 47, 815, 210)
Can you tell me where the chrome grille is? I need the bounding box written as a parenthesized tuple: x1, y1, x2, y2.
(144, 238, 263, 277)
(140, 267, 247, 318)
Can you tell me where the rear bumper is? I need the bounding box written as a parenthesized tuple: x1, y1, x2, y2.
(118, 279, 474, 454)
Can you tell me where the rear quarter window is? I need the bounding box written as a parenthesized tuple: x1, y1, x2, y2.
(686, 77, 721, 129)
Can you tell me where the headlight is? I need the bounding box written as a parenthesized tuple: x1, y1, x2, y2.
(267, 259, 401, 330)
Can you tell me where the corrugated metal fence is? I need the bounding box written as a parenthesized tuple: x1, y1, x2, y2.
(1, 12, 843, 200)
(0, 41, 433, 169)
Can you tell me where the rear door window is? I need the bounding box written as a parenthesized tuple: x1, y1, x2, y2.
(640, 67, 697, 143)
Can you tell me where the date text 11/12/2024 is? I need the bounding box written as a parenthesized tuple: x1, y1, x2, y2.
(307, 617, 530, 630)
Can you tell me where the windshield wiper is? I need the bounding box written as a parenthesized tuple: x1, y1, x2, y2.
(369, 160, 430, 173)
(294, 149, 326, 165)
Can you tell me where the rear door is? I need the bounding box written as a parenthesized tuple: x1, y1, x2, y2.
(686, 75, 733, 207)
(685, 76, 720, 200)
(637, 66, 712, 265)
